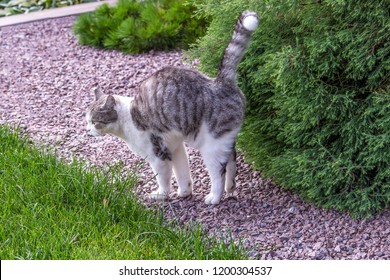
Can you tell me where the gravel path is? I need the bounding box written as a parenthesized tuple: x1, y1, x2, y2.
(1, 17, 389, 260)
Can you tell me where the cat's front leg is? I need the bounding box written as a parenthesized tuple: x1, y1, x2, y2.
(172, 143, 192, 198)
(149, 158, 173, 200)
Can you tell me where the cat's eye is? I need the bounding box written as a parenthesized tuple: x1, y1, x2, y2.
(95, 123, 103, 129)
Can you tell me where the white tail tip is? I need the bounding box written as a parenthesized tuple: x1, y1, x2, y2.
(242, 13, 259, 32)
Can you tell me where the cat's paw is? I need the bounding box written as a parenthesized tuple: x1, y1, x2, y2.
(204, 193, 222, 205)
(177, 182, 193, 198)
(177, 189, 192, 198)
(225, 180, 236, 194)
(149, 191, 169, 201)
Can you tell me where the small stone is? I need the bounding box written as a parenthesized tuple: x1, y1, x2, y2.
(335, 236, 343, 243)
(315, 249, 328, 260)
(313, 242, 323, 250)
(280, 235, 289, 242)
(375, 251, 384, 257)
(294, 233, 302, 238)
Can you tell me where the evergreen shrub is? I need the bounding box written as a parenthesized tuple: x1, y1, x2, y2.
(73, 0, 208, 53)
(190, 0, 389, 218)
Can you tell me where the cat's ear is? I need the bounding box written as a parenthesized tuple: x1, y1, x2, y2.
(93, 87, 104, 101)
(104, 95, 116, 109)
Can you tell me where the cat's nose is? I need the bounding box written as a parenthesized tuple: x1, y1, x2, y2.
(86, 128, 104, 137)
(86, 128, 93, 136)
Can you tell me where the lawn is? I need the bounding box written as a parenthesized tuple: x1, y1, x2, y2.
(0, 125, 247, 259)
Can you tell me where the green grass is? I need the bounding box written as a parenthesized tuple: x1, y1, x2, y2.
(0, 125, 248, 259)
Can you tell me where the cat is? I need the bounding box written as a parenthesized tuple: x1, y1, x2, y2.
(86, 11, 258, 204)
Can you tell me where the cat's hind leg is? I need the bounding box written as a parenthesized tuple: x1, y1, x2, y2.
(200, 140, 234, 205)
(172, 143, 193, 198)
(225, 144, 237, 194)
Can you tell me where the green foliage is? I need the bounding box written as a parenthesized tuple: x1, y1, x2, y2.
(73, 0, 208, 53)
(0, 0, 96, 17)
(190, 0, 390, 218)
(0, 125, 248, 259)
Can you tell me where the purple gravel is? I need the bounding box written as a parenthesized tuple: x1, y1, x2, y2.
(1, 17, 389, 260)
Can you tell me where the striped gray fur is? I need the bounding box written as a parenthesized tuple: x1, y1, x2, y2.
(130, 67, 245, 139)
(150, 133, 172, 161)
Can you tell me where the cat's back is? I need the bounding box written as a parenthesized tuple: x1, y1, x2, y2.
(131, 66, 244, 138)
(140, 66, 243, 101)
(142, 66, 213, 93)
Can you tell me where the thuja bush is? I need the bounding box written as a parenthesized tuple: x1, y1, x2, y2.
(190, 0, 389, 218)
(73, 0, 208, 53)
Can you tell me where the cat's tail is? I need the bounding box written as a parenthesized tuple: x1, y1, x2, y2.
(216, 11, 258, 83)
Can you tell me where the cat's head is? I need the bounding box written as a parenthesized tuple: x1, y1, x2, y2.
(86, 88, 118, 137)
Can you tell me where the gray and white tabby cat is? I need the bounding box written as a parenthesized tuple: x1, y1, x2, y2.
(86, 11, 258, 204)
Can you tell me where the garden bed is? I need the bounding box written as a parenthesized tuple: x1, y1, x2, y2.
(0, 0, 117, 26)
